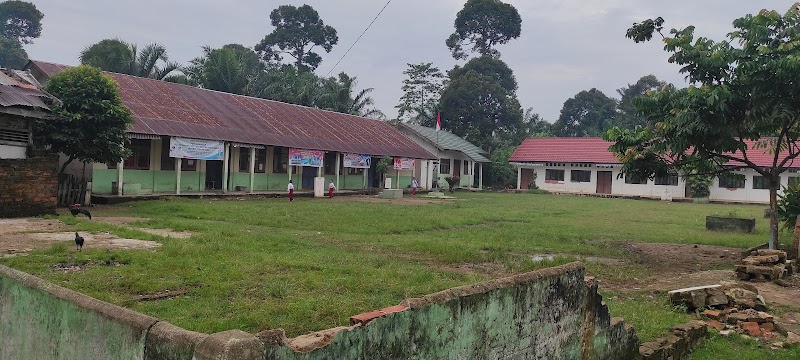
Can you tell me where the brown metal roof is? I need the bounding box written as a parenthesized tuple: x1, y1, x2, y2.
(27, 60, 435, 159)
(0, 69, 57, 114)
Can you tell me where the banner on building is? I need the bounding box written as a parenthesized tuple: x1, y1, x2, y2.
(289, 148, 324, 167)
(169, 137, 224, 160)
(343, 153, 371, 168)
(393, 157, 416, 170)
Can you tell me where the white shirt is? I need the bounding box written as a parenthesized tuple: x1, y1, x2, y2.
(329, 182, 336, 189)
(412, 180, 419, 188)
(287, 183, 294, 191)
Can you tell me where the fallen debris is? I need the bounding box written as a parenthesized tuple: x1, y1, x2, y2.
(737, 249, 791, 281)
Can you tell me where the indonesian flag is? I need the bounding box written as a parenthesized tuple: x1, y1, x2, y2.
(436, 112, 441, 131)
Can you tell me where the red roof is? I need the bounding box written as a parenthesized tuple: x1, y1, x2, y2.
(511, 137, 800, 169)
(26, 60, 435, 159)
(510, 138, 619, 164)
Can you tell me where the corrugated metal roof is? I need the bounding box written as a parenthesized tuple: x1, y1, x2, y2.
(399, 123, 490, 163)
(510, 137, 800, 169)
(0, 69, 55, 112)
(28, 60, 435, 159)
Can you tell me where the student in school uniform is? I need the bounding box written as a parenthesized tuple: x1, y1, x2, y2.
(411, 177, 419, 196)
(288, 180, 294, 202)
(328, 180, 336, 198)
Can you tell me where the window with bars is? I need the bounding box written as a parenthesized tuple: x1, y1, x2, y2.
(719, 173, 745, 188)
(273, 147, 289, 173)
(111, 139, 151, 170)
(752, 176, 770, 190)
(570, 170, 591, 183)
(440, 159, 451, 174)
(545, 169, 565, 181)
(624, 173, 648, 185)
(654, 172, 678, 186)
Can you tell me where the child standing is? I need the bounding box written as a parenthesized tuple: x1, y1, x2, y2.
(411, 177, 419, 196)
(288, 180, 294, 202)
(328, 180, 336, 198)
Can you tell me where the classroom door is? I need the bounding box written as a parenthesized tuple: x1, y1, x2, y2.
(596, 171, 612, 194)
(302, 167, 316, 189)
(453, 161, 461, 178)
(205, 161, 223, 190)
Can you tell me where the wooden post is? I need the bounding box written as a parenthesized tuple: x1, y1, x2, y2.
(222, 143, 230, 194)
(517, 167, 522, 190)
(117, 160, 124, 195)
(335, 152, 341, 190)
(175, 157, 182, 195)
(249, 147, 255, 194)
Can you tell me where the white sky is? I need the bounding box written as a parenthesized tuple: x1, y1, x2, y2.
(25, 0, 800, 123)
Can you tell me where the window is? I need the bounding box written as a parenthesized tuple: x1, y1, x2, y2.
(463, 160, 469, 175)
(273, 147, 289, 173)
(654, 172, 678, 186)
(753, 176, 770, 190)
(347, 167, 364, 175)
(115, 139, 151, 170)
(160, 140, 196, 171)
(624, 173, 648, 185)
(238, 147, 250, 172)
(324, 152, 337, 175)
(790, 177, 800, 187)
(719, 173, 745, 188)
(255, 149, 266, 173)
(545, 169, 565, 181)
(440, 159, 451, 174)
(239, 148, 266, 173)
(570, 170, 591, 183)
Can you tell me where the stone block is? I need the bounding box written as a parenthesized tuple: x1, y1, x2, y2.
(193, 330, 265, 360)
(742, 255, 781, 265)
(754, 249, 787, 262)
(378, 189, 403, 199)
(668, 285, 720, 309)
(706, 216, 756, 233)
(743, 322, 762, 336)
(703, 310, 722, 319)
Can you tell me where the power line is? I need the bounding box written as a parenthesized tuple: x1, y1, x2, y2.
(326, 0, 392, 77)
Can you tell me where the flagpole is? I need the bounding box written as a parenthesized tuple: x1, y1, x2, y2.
(436, 112, 441, 192)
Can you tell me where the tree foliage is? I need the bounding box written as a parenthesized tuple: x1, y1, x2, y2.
(80, 39, 180, 80)
(186, 44, 264, 95)
(396, 63, 444, 126)
(553, 88, 617, 137)
(254, 4, 338, 71)
(448, 55, 517, 92)
(0, 0, 42, 44)
(445, 0, 521, 59)
(606, 4, 800, 249)
(317, 73, 384, 119)
(520, 109, 553, 138)
(615, 75, 667, 129)
(487, 144, 517, 188)
(38, 65, 133, 174)
(0, 36, 26, 68)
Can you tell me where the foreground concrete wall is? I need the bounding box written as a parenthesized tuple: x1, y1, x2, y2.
(0, 262, 637, 360)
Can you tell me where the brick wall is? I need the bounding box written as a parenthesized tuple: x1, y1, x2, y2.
(0, 155, 58, 217)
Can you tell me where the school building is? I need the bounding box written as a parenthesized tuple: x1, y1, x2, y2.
(510, 137, 800, 204)
(25, 60, 435, 196)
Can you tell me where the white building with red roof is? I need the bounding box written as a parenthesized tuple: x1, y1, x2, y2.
(510, 137, 800, 204)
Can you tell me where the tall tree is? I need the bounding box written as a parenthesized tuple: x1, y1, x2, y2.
(445, 0, 521, 60)
(396, 63, 444, 126)
(254, 4, 338, 71)
(0, 36, 26, 68)
(615, 75, 667, 129)
(607, 5, 800, 250)
(250, 64, 322, 107)
(519, 109, 553, 138)
(318, 73, 384, 119)
(80, 39, 180, 80)
(0, 0, 42, 44)
(553, 88, 617, 137)
(448, 55, 517, 92)
(185, 44, 264, 95)
(37, 65, 133, 174)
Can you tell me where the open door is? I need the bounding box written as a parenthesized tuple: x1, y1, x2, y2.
(596, 171, 612, 194)
(205, 161, 223, 190)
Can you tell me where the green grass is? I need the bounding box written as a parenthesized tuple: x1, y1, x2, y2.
(0, 193, 781, 338)
(688, 334, 800, 359)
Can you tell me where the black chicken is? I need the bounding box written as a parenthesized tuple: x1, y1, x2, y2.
(74, 232, 85, 251)
(68, 204, 92, 220)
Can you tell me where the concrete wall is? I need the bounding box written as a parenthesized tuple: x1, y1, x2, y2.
(0, 262, 638, 360)
(0, 155, 58, 217)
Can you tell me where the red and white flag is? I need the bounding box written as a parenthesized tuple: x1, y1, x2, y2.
(436, 112, 441, 131)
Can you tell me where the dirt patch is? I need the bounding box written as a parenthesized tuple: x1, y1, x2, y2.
(331, 195, 450, 205)
(93, 217, 192, 239)
(50, 259, 126, 273)
(1, 231, 161, 256)
(92, 217, 150, 226)
(0, 218, 66, 235)
(136, 228, 193, 239)
(623, 242, 741, 273)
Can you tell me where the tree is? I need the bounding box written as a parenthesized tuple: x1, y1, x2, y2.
(0, 0, 42, 44)
(186, 44, 264, 95)
(250, 64, 322, 107)
(445, 0, 521, 60)
(487, 144, 517, 188)
(318, 73, 385, 119)
(615, 75, 667, 129)
(37, 65, 133, 174)
(254, 4, 338, 71)
(396, 63, 444, 126)
(606, 5, 800, 250)
(448, 55, 517, 92)
(553, 88, 617, 137)
(79, 39, 180, 80)
(0, 36, 27, 68)
(519, 109, 553, 138)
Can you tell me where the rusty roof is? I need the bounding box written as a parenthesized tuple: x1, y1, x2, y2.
(27, 60, 435, 159)
(0, 68, 57, 113)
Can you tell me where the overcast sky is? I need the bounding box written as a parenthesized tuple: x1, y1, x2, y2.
(26, 0, 800, 123)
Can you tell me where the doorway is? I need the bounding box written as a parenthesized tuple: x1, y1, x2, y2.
(453, 160, 461, 179)
(596, 171, 612, 194)
(206, 161, 223, 190)
(302, 166, 316, 189)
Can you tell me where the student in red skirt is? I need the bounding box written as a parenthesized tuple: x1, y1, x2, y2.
(411, 177, 419, 196)
(328, 180, 336, 198)
(288, 180, 294, 202)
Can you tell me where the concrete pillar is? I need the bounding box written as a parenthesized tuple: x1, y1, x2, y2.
(222, 143, 230, 194)
(175, 157, 182, 195)
(363, 168, 367, 190)
(335, 152, 341, 189)
(479, 163, 484, 190)
(517, 166, 522, 190)
(249, 147, 255, 194)
(318, 155, 323, 178)
(396, 169, 400, 189)
(117, 160, 124, 195)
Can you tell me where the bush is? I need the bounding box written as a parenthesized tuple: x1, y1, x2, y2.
(445, 176, 460, 193)
(777, 184, 800, 230)
(686, 175, 712, 198)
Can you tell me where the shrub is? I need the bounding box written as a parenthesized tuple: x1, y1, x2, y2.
(686, 175, 712, 198)
(777, 184, 800, 230)
(445, 176, 460, 193)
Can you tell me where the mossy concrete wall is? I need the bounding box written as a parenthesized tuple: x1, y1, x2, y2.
(0, 262, 638, 360)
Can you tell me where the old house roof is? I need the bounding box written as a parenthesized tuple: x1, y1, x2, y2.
(0, 69, 58, 114)
(399, 123, 490, 163)
(25, 60, 435, 159)
(511, 137, 800, 169)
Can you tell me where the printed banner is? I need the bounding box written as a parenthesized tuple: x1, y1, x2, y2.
(343, 153, 371, 168)
(289, 148, 324, 167)
(393, 157, 416, 170)
(169, 137, 224, 160)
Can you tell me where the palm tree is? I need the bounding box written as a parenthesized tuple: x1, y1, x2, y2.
(185, 44, 264, 95)
(79, 39, 180, 80)
(318, 73, 385, 119)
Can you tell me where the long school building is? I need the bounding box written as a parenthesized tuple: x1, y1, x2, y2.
(26, 60, 435, 196)
(510, 137, 800, 204)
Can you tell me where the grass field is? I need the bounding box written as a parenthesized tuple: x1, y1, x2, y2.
(3, 192, 799, 357)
